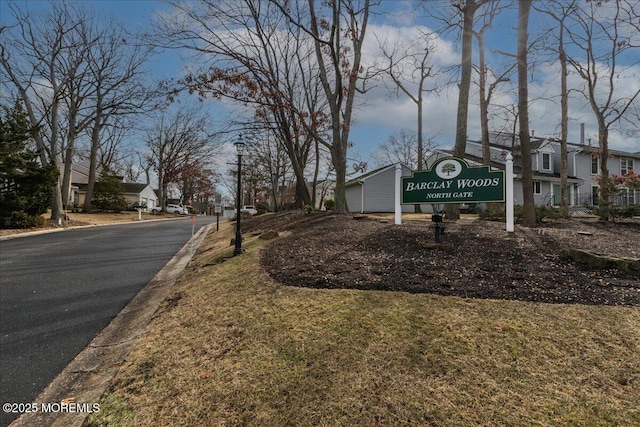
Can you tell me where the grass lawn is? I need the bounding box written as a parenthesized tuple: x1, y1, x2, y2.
(87, 221, 640, 427)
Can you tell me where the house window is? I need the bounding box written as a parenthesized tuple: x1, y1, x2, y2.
(542, 153, 551, 171)
(592, 186, 599, 205)
(533, 181, 542, 195)
(591, 154, 599, 174)
(620, 158, 634, 175)
(620, 188, 634, 206)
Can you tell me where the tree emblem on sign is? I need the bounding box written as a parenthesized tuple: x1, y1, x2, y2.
(441, 162, 456, 176)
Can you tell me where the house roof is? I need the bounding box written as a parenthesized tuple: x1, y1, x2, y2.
(76, 182, 152, 195)
(122, 183, 150, 194)
(426, 145, 582, 183)
(71, 162, 127, 184)
(568, 143, 640, 159)
(484, 132, 640, 159)
(345, 163, 412, 187)
(71, 162, 99, 184)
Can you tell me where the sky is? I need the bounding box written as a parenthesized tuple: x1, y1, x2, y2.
(2, 0, 639, 177)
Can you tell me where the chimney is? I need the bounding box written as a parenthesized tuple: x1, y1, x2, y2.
(531, 130, 535, 137)
(580, 123, 585, 145)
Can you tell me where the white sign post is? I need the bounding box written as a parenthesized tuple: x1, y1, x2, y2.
(506, 153, 514, 232)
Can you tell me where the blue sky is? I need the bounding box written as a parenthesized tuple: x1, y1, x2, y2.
(2, 0, 639, 173)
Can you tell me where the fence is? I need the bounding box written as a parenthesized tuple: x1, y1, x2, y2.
(575, 192, 639, 207)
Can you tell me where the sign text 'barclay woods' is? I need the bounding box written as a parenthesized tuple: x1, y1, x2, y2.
(402, 157, 505, 204)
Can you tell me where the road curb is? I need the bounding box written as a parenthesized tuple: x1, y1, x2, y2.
(9, 223, 213, 427)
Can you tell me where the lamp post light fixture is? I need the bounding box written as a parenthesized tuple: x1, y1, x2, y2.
(233, 135, 245, 256)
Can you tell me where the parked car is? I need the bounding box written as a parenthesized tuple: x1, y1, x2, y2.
(126, 202, 148, 212)
(171, 204, 187, 214)
(150, 204, 186, 214)
(241, 205, 258, 215)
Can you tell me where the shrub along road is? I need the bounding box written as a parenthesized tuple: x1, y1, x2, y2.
(0, 216, 215, 427)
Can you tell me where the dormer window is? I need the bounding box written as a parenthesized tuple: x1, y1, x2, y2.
(542, 153, 551, 171)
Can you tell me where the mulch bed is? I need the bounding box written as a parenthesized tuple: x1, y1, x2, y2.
(249, 212, 639, 306)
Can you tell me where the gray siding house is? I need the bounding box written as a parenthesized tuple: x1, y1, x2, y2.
(460, 138, 585, 207)
(347, 133, 637, 214)
(569, 144, 639, 206)
(345, 163, 415, 213)
(432, 133, 639, 209)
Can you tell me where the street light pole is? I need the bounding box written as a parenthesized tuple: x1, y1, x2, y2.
(233, 135, 245, 256)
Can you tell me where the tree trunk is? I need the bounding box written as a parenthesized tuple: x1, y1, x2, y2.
(61, 142, 74, 208)
(518, 0, 536, 227)
(312, 139, 320, 209)
(448, 0, 477, 221)
(478, 31, 491, 165)
(453, 0, 475, 160)
(83, 106, 103, 212)
(559, 32, 569, 215)
(288, 153, 311, 208)
(51, 173, 65, 222)
(598, 123, 610, 201)
(331, 143, 348, 213)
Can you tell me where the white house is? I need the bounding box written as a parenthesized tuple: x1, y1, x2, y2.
(121, 183, 158, 210)
(70, 163, 158, 210)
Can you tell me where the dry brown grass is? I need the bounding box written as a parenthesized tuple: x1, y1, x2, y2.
(88, 222, 640, 427)
(0, 210, 183, 237)
(63, 211, 163, 224)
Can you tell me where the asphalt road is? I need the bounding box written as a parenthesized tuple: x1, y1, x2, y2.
(0, 216, 216, 426)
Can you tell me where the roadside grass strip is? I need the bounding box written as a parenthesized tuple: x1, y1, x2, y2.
(88, 223, 640, 427)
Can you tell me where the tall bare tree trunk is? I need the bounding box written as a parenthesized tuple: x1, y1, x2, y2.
(478, 31, 491, 165)
(597, 122, 609, 201)
(448, 0, 484, 220)
(518, 0, 536, 227)
(83, 97, 103, 212)
(453, 0, 476, 160)
(559, 30, 569, 215)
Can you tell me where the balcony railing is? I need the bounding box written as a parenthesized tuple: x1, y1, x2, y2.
(575, 193, 638, 207)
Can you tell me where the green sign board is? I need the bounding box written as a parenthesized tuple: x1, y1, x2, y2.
(402, 157, 505, 204)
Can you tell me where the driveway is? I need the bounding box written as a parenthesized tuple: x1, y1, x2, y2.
(0, 217, 215, 426)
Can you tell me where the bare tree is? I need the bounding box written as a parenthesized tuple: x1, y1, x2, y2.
(0, 2, 85, 220)
(1, 2, 155, 216)
(80, 19, 155, 212)
(156, 0, 320, 209)
(376, 29, 441, 171)
(473, 0, 516, 164)
(452, 0, 491, 160)
(156, 0, 373, 213)
(373, 129, 434, 170)
(518, 0, 536, 227)
(179, 160, 219, 213)
(273, 0, 374, 213)
(252, 130, 292, 211)
(145, 108, 217, 210)
(535, 0, 579, 214)
(565, 0, 640, 210)
(430, 0, 491, 220)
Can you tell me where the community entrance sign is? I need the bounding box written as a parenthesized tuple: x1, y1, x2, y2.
(394, 156, 514, 231)
(402, 157, 505, 204)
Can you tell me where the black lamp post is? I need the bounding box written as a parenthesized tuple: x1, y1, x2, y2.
(233, 136, 245, 256)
